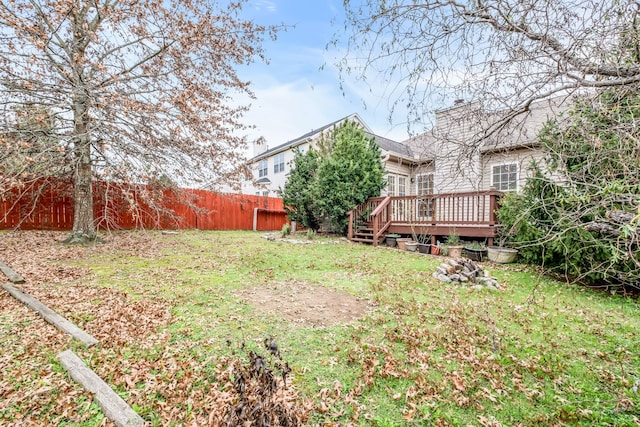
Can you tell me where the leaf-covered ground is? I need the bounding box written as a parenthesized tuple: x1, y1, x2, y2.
(1, 230, 639, 426)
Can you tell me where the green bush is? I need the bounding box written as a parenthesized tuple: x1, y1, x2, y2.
(280, 149, 322, 231)
(279, 120, 384, 234)
(498, 90, 640, 289)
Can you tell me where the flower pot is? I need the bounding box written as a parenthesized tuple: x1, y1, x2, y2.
(464, 247, 487, 262)
(417, 243, 431, 254)
(447, 245, 464, 258)
(405, 241, 419, 252)
(385, 236, 398, 247)
(431, 245, 442, 256)
(396, 237, 412, 250)
(487, 246, 518, 263)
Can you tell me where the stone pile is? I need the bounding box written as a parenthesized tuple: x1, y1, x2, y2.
(432, 257, 501, 289)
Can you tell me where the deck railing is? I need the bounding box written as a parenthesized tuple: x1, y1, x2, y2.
(387, 190, 502, 225)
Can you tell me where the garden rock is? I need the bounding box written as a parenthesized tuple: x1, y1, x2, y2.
(432, 257, 501, 290)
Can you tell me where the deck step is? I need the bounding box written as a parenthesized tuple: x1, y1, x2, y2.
(355, 227, 374, 233)
(354, 234, 377, 240)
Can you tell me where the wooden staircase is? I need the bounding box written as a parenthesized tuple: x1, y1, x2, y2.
(351, 223, 386, 245)
(347, 196, 391, 247)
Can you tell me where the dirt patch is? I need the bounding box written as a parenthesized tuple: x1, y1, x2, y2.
(236, 279, 372, 327)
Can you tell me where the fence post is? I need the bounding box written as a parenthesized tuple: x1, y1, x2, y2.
(253, 207, 259, 231)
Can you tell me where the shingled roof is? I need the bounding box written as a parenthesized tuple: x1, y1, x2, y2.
(249, 113, 371, 161)
(366, 132, 414, 158)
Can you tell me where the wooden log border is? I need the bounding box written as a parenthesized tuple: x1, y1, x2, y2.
(2, 283, 99, 347)
(2, 261, 145, 425)
(57, 350, 145, 427)
(0, 260, 25, 283)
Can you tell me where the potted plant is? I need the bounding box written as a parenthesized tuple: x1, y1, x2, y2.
(409, 222, 432, 255)
(445, 229, 464, 258)
(405, 241, 419, 251)
(414, 233, 432, 254)
(417, 241, 431, 254)
(385, 233, 401, 247)
(431, 244, 442, 255)
(463, 241, 487, 261)
(396, 237, 412, 250)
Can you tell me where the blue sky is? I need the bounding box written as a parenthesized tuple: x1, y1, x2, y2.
(237, 0, 412, 151)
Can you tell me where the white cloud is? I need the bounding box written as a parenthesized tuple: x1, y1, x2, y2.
(241, 72, 412, 146)
(250, 0, 277, 13)
(242, 78, 351, 145)
(234, 33, 413, 152)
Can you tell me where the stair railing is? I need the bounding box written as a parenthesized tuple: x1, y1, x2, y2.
(348, 196, 391, 246)
(369, 196, 391, 246)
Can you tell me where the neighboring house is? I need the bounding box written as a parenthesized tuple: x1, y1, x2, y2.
(242, 113, 418, 197)
(242, 114, 364, 197)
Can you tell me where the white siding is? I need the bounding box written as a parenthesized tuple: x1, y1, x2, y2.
(382, 159, 411, 196)
(481, 148, 553, 192)
(431, 103, 484, 194)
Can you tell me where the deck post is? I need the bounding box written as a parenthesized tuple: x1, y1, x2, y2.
(372, 211, 379, 247)
(489, 190, 499, 226)
(432, 198, 438, 225)
(347, 210, 354, 241)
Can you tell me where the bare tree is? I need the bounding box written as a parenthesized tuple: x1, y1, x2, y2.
(338, 0, 640, 132)
(0, 0, 277, 243)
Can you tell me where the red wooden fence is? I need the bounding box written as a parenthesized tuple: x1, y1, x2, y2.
(0, 179, 288, 231)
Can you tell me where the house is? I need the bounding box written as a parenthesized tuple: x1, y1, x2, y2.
(241, 97, 572, 244)
(376, 96, 574, 198)
(405, 97, 573, 194)
(348, 96, 575, 245)
(242, 113, 417, 197)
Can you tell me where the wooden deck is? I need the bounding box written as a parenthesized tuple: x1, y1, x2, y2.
(347, 190, 503, 246)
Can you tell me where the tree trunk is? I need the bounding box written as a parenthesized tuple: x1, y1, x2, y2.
(64, 141, 96, 244)
(64, 78, 97, 244)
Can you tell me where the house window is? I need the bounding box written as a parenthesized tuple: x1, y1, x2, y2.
(492, 163, 518, 191)
(398, 177, 406, 196)
(262, 190, 269, 197)
(258, 159, 268, 178)
(416, 174, 434, 195)
(273, 153, 285, 173)
(387, 175, 396, 196)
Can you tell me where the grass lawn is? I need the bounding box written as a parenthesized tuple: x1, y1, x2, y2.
(1, 230, 639, 426)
